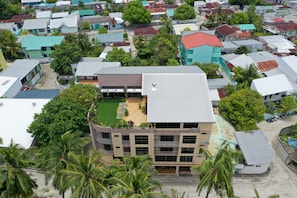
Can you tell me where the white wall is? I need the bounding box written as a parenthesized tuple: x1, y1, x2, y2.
(235, 163, 270, 174)
(2, 80, 22, 98)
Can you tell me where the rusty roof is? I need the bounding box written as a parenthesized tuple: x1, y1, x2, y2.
(236, 31, 252, 38)
(257, 60, 278, 72)
(134, 26, 159, 35)
(274, 22, 297, 31)
(215, 24, 238, 37)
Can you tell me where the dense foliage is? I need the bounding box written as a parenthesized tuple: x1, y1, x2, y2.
(193, 62, 220, 79)
(0, 30, 23, 60)
(173, 4, 196, 20)
(123, 1, 151, 24)
(0, 0, 23, 20)
(105, 47, 132, 66)
(219, 89, 265, 130)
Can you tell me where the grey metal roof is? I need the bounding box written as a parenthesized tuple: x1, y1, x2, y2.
(232, 39, 263, 46)
(247, 51, 280, 63)
(142, 73, 214, 123)
(0, 59, 40, 79)
(94, 32, 124, 43)
(15, 89, 60, 99)
(234, 130, 274, 165)
(96, 66, 204, 75)
(22, 18, 49, 30)
(75, 62, 121, 76)
(207, 78, 231, 89)
(222, 41, 238, 49)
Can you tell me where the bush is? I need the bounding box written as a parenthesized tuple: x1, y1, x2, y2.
(125, 109, 129, 116)
(139, 122, 149, 129)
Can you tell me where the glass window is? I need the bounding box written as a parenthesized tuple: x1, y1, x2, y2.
(160, 136, 174, 141)
(104, 144, 112, 151)
(136, 147, 148, 155)
(135, 135, 148, 144)
(180, 156, 193, 162)
(160, 147, 173, 152)
(183, 136, 196, 144)
(122, 135, 129, 141)
(102, 132, 110, 139)
(123, 147, 130, 152)
(155, 156, 177, 162)
(184, 123, 198, 128)
(181, 148, 194, 154)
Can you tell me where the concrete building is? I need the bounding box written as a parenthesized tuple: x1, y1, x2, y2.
(0, 76, 22, 98)
(90, 66, 215, 175)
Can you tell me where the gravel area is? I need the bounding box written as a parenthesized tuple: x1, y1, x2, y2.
(34, 63, 59, 90)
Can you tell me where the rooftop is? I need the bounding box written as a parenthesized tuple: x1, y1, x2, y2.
(172, 23, 199, 36)
(215, 24, 238, 37)
(21, 35, 64, 50)
(0, 59, 40, 79)
(75, 62, 121, 76)
(15, 89, 60, 99)
(0, 76, 19, 97)
(134, 27, 159, 35)
(257, 60, 278, 72)
(182, 32, 223, 49)
(22, 18, 49, 30)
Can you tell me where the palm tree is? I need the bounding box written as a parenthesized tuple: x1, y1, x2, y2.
(0, 141, 37, 197)
(61, 150, 107, 198)
(109, 155, 163, 198)
(191, 141, 240, 198)
(37, 131, 90, 197)
(232, 65, 261, 88)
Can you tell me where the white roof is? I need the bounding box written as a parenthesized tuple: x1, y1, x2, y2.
(258, 35, 295, 53)
(0, 99, 50, 149)
(75, 62, 121, 76)
(55, 1, 70, 6)
(52, 12, 69, 18)
(281, 55, 297, 75)
(99, 46, 131, 60)
(21, 0, 40, 3)
(0, 76, 19, 97)
(209, 89, 220, 101)
(142, 73, 214, 123)
(173, 24, 199, 35)
(251, 74, 293, 96)
(22, 18, 49, 30)
(0, 22, 15, 30)
(49, 11, 78, 29)
(229, 54, 256, 69)
(36, 11, 52, 19)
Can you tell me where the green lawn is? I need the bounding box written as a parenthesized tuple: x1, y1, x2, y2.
(96, 98, 124, 125)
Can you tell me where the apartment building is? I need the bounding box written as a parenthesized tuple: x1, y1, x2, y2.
(89, 66, 215, 175)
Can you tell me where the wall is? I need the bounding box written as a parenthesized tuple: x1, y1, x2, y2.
(2, 80, 22, 98)
(61, 26, 78, 34)
(183, 45, 220, 65)
(98, 74, 142, 87)
(236, 163, 270, 174)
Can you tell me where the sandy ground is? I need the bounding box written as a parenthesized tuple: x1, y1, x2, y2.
(124, 98, 147, 126)
(34, 64, 59, 90)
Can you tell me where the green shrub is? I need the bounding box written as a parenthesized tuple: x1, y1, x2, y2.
(139, 122, 149, 129)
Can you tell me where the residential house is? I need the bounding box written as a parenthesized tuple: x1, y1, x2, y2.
(36, 10, 52, 19)
(263, 22, 297, 38)
(280, 55, 297, 83)
(172, 23, 199, 36)
(109, 12, 124, 29)
(22, 18, 49, 35)
(258, 35, 296, 54)
(180, 32, 223, 65)
(215, 24, 255, 41)
(91, 66, 214, 175)
(234, 130, 274, 174)
(0, 98, 50, 149)
(0, 22, 21, 35)
(0, 76, 22, 98)
(21, 35, 64, 59)
(221, 41, 240, 54)
(226, 54, 256, 70)
(51, 12, 69, 19)
(0, 59, 42, 88)
(134, 27, 159, 41)
(94, 32, 125, 46)
(231, 39, 264, 52)
(77, 9, 95, 18)
(49, 11, 79, 34)
(251, 74, 293, 103)
(75, 61, 121, 86)
(79, 16, 112, 30)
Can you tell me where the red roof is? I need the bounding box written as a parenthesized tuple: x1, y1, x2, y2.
(274, 22, 297, 31)
(215, 24, 238, 37)
(257, 60, 278, 72)
(205, 2, 220, 9)
(134, 27, 159, 35)
(182, 32, 223, 49)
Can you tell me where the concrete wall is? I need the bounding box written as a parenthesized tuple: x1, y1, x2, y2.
(183, 45, 221, 65)
(2, 80, 22, 98)
(236, 163, 270, 174)
(98, 74, 142, 87)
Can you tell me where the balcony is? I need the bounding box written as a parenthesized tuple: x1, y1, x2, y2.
(96, 137, 112, 144)
(154, 141, 180, 147)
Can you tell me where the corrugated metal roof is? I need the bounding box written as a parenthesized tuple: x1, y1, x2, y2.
(22, 18, 49, 30)
(234, 130, 274, 165)
(36, 11, 52, 19)
(142, 73, 214, 123)
(232, 39, 263, 46)
(236, 24, 256, 31)
(21, 35, 64, 50)
(229, 54, 256, 69)
(181, 32, 223, 49)
(75, 62, 121, 76)
(96, 66, 204, 75)
(95, 32, 124, 43)
(0, 59, 40, 79)
(251, 74, 293, 96)
(15, 89, 60, 99)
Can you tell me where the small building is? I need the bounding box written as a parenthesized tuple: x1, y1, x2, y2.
(21, 35, 64, 59)
(79, 16, 112, 30)
(280, 55, 297, 83)
(0, 59, 42, 88)
(215, 24, 238, 41)
(251, 74, 293, 103)
(231, 39, 264, 53)
(180, 32, 223, 65)
(0, 22, 21, 35)
(22, 18, 49, 35)
(51, 12, 69, 19)
(49, 11, 79, 34)
(0, 76, 22, 98)
(94, 32, 125, 46)
(234, 130, 274, 174)
(227, 54, 256, 70)
(258, 35, 296, 54)
(36, 10, 52, 19)
(0, 98, 50, 149)
(77, 9, 95, 18)
(264, 22, 297, 38)
(134, 27, 159, 41)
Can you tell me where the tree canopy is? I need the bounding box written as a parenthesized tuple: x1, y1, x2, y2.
(123, 1, 151, 24)
(277, 96, 297, 115)
(219, 88, 265, 130)
(0, 30, 23, 60)
(105, 47, 132, 66)
(231, 12, 249, 24)
(232, 65, 261, 88)
(173, 4, 196, 20)
(193, 62, 220, 79)
(0, 0, 23, 20)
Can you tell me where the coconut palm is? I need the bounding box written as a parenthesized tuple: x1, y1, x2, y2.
(232, 65, 261, 88)
(191, 141, 240, 198)
(0, 141, 37, 197)
(37, 131, 90, 197)
(61, 150, 107, 198)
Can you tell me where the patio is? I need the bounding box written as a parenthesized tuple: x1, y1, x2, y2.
(123, 97, 147, 127)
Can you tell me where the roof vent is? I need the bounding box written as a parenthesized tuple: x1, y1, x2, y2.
(152, 83, 157, 91)
(32, 102, 36, 106)
(0, 102, 3, 106)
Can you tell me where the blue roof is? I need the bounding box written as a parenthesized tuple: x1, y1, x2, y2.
(21, 35, 64, 50)
(15, 89, 60, 99)
(166, 9, 175, 17)
(95, 32, 124, 44)
(72, 0, 93, 5)
(236, 24, 256, 31)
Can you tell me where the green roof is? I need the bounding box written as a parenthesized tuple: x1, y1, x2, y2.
(21, 36, 64, 50)
(237, 24, 256, 31)
(78, 9, 95, 16)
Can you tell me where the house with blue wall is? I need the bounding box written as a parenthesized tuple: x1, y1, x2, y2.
(21, 35, 64, 59)
(180, 32, 223, 65)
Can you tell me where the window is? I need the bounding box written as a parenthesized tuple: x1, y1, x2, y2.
(39, 29, 45, 32)
(102, 132, 110, 139)
(114, 135, 119, 137)
(187, 50, 193, 54)
(155, 123, 180, 128)
(155, 156, 177, 162)
(136, 147, 148, 155)
(104, 144, 112, 151)
(182, 136, 196, 144)
(123, 147, 130, 152)
(41, 47, 46, 51)
(50, 47, 54, 51)
(135, 135, 148, 144)
(160, 136, 174, 141)
(180, 156, 193, 162)
(116, 146, 120, 149)
(181, 148, 194, 154)
(122, 135, 129, 141)
(184, 123, 198, 128)
(160, 147, 173, 152)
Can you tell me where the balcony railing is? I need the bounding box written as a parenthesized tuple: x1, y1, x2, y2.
(154, 141, 180, 147)
(96, 137, 112, 144)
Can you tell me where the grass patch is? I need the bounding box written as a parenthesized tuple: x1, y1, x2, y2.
(96, 98, 124, 125)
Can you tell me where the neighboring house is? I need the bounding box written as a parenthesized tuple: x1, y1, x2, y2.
(226, 54, 256, 70)
(258, 35, 296, 54)
(0, 76, 22, 98)
(0, 98, 50, 149)
(215, 24, 238, 41)
(251, 74, 293, 103)
(75, 61, 121, 86)
(221, 41, 240, 54)
(109, 12, 124, 29)
(0, 22, 21, 35)
(91, 66, 214, 175)
(172, 23, 199, 36)
(134, 27, 159, 41)
(49, 11, 79, 34)
(263, 22, 297, 37)
(94, 32, 125, 46)
(180, 32, 223, 65)
(36, 10, 52, 19)
(21, 35, 64, 59)
(148, 8, 166, 20)
(234, 23, 256, 32)
(51, 12, 69, 19)
(280, 55, 297, 83)
(231, 39, 264, 52)
(0, 59, 42, 88)
(22, 18, 49, 35)
(77, 9, 95, 18)
(234, 130, 274, 174)
(79, 16, 112, 30)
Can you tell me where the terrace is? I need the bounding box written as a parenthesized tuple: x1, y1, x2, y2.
(96, 97, 147, 127)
